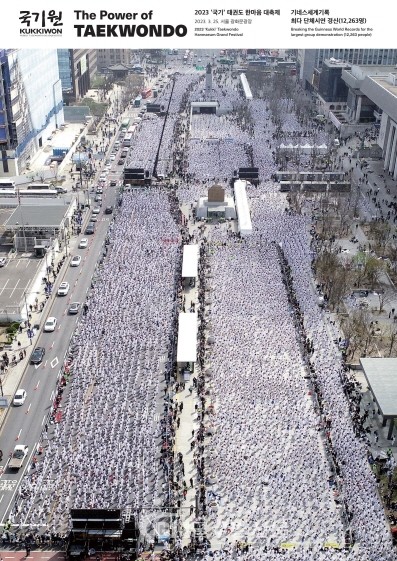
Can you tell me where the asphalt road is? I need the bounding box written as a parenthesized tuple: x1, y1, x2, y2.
(0, 171, 121, 526)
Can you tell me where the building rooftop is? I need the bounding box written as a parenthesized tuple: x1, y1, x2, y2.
(360, 358, 397, 418)
(5, 204, 69, 228)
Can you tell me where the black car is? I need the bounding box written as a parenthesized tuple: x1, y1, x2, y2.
(105, 206, 114, 214)
(110, 180, 117, 186)
(118, 159, 124, 165)
(85, 222, 95, 235)
(30, 347, 45, 364)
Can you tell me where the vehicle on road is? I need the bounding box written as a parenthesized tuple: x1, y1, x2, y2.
(9, 445, 29, 470)
(0, 257, 7, 267)
(57, 281, 70, 296)
(55, 186, 67, 194)
(92, 207, 101, 214)
(105, 206, 114, 214)
(13, 389, 27, 406)
(68, 302, 81, 315)
(110, 180, 117, 186)
(118, 159, 124, 165)
(30, 346, 45, 364)
(95, 195, 102, 203)
(90, 215, 98, 222)
(110, 154, 116, 161)
(96, 186, 103, 194)
(78, 238, 88, 249)
(44, 317, 57, 332)
(70, 255, 82, 267)
(85, 222, 95, 234)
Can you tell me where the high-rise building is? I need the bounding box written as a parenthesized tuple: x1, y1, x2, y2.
(97, 49, 132, 73)
(57, 49, 97, 103)
(0, 49, 64, 176)
(298, 49, 397, 90)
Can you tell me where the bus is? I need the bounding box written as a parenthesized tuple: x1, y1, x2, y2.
(0, 179, 16, 191)
(121, 118, 130, 130)
(248, 60, 269, 68)
(19, 189, 58, 198)
(141, 88, 152, 99)
(134, 95, 142, 107)
(0, 189, 58, 198)
(122, 133, 133, 147)
(27, 183, 54, 190)
(219, 58, 234, 65)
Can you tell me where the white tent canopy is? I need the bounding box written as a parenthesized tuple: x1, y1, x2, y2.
(234, 180, 252, 236)
(182, 245, 199, 278)
(177, 313, 198, 363)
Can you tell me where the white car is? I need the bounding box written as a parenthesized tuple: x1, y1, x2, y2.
(110, 154, 116, 161)
(44, 317, 57, 332)
(13, 389, 27, 406)
(92, 207, 101, 215)
(70, 255, 82, 267)
(57, 281, 70, 296)
(0, 257, 7, 267)
(79, 238, 88, 249)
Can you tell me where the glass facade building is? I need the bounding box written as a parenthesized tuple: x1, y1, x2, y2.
(0, 48, 64, 176)
(298, 49, 397, 90)
(57, 49, 73, 93)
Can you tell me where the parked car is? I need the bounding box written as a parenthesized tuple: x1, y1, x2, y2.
(44, 317, 57, 332)
(57, 281, 70, 296)
(0, 257, 7, 267)
(92, 207, 101, 214)
(30, 346, 45, 364)
(105, 206, 114, 215)
(70, 255, 82, 267)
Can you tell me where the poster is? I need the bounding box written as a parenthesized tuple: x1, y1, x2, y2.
(0, 1, 396, 561)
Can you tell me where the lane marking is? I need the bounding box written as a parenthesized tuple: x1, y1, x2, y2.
(25, 403, 31, 414)
(0, 278, 10, 296)
(50, 357, 59, 369)
(9, 278, 20, 297)
(34, 380, 40, 390)
(15, 428, 22, 441)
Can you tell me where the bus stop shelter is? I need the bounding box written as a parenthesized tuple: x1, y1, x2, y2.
(360, 358, 397, 439)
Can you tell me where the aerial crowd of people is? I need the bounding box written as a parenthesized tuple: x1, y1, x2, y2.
(6, 56, 396, 561)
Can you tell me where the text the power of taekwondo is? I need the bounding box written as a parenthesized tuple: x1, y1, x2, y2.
(74, 10, 188, 37)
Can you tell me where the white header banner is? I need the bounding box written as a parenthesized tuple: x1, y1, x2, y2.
(1, 0, 396, 48)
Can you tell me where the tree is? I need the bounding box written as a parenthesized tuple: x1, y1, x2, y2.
(314, 250, 353, 310)
(387, 324, 397, 357)
(363, 256, 384, 289)
(367, 222, 394, 255)
(376, 284, 393, 314)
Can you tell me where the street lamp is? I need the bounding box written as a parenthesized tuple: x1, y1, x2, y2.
(23, 291, 33, 345)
